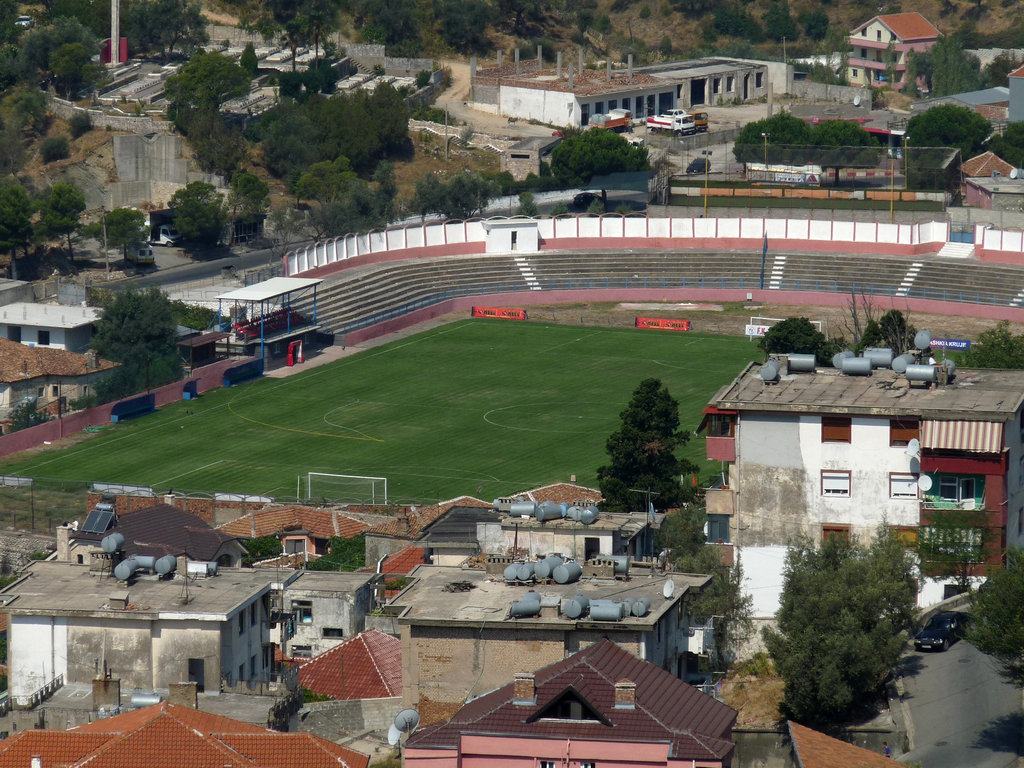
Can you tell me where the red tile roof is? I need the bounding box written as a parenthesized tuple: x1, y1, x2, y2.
(1009, 63, 1024, 79)
(380, 545, 427, 575)
(218, 506, 369, 540)
(874, 12, 939, 41)
(0, 702, 369, 768)
(0, 338, 118, 383)
(366, 496, 490, 539)
(299, 629, 402, 700)
(789, 721, 893, 768)
(406, 639, 736, 762)
(962, 151, 1016, 178)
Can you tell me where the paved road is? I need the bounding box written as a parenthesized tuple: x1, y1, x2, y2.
(899, 635, 1021, 768)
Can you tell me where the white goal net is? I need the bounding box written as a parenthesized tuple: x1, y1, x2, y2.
(304, 473, 388, 504)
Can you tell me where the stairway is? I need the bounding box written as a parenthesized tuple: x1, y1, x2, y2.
(936, 242, 975, 259)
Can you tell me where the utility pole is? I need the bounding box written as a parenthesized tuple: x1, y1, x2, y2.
(629, 488, 660, 559)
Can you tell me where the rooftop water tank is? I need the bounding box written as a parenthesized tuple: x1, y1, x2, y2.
(534, 555, 564, 580)
(788, 353, 816, 372)
(503, 564, 520, 581)
(760, 360, 779, 382)
(564, 594, 590, 619)
(520, 590, 541, 605)
(130, 693, 162, 708)
(631, 597, 652, 617)
(579, 506, 599, 525)
(509, 501, 537, 518)
(831, 350, 855, 369)
(155, 555, 177, 575)
(842, 357, 872, 376)
(906, 364, 937, 383)
(509, 600, 541, 618)
(607, 554, 630, 575)
(535, 501, 565, 522)
(133, 555, 157, 571)
(114, 557, 139, 581)
(552, 561, 583, 584)
(515, 562, 535, 581)
(101, 532, 125, 554)
(589, 599, 626, 621)
(863, 348, 894, 368)
(892, 353, 915, 374)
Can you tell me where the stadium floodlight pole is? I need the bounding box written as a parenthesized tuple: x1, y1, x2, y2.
(761, 132, 769, 168)
(702, 150, 712, 216)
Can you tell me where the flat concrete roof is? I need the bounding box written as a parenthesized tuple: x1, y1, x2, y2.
(499, 511, 647, 536)
(0, 303, 100, 329)
(966, 176, 1024, 193)
(387, 565, 710, 630)
(217, 277, 322, 303)
(651, 62, 757, 79)
(0, 561, 295, 621)
(284, 570, 375, 593)
(711, 362, 1024, 420)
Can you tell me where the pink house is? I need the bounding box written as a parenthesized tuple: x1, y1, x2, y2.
(846, 13, 939, 91)
(403, 639, 737, 768)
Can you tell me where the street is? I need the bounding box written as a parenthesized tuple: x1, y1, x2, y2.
(899, 635, 1021, 768)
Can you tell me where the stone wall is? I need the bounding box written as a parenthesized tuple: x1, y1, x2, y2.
(47, 96, 172, 134)
(0, 531, 55, 571)
(788, 80, 862, 103)
(296, 696, 400, 739)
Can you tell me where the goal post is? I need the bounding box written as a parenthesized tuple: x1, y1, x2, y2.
(305, 473, 388, 504)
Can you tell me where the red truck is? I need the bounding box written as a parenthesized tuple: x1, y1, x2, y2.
(590, 108, 633, 132)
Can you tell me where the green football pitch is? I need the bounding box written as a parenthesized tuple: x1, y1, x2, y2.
(0, 320, 761, 503)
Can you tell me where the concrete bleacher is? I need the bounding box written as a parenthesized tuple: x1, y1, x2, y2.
(288, 247, 1024, 339)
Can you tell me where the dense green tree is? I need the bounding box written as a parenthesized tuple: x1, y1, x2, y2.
(11, 87, 48, 133)
(100, 207, 148, 258)
(734, 112, 812, 163)
(49, 42, 98, 97)
(984, 52, 1021, 88)
(760, 317, 833, 363)
(929, 35, 984, 97)
(412, 171, 499, 220)
(906, 104, 989, 159)
(164, 51, 251, 122)
(17, 17, 96, 80)
(37, 182, 85, 258)
(798, 8, 828, 40)
(267, 204, 308, 260)
(242, 535, 283, 565)
(762, 0, 796, 42)
(91, 285, 182, 399)
(903, 49, 931, 97)
(239, 42, 259, 76)
(596, 378, 698, 512)
(293, 157, 357, 203)
(858, 309, 915, 353)
(550, 130, 649, 187)
(436, 0, 491, 52)
(305, 534, 365, 571)
(517, 190, 538, 216)
(960, 321, 1024, 368)
(123, 0, 208, 59)
(494, 0, 545, 35)
(810, 119, 872, 146)
(989, 123, 1024, 168)
(968, 549, 1024, 687)
(764, 528, 918, 726)
(258, 103, 319, 178)
(169, 181, 228, 246)
(0, 183, 33, 280)
(179, 108, 249, 176)
(228, 172, 270, 222)
(7, 399, 51, 432)
(675, 546, 753, 669)
(656, 505, 707, 556)
(713, 4, 762, 40)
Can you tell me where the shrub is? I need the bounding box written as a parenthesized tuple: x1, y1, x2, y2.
(69, 112, 92, 138)
(415, 70, 431, 88)
(41, 135, 70, 162)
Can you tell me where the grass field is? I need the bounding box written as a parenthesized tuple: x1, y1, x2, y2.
(0, 320, 761, 504)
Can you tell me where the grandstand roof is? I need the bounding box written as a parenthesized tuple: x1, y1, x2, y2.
(217, 277, 322, 303)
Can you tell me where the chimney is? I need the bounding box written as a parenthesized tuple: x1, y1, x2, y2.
(85, 349, 99, 370)
(614, 679, 636, 709)
(31, 757, 41, 768)
(537, 45, 542, 70)
(92, 673, 121, 709)
(168, 681, 199, 709)
(514, 47, 520, 75)
(396, 511, 411, 536)
(628, 54, 633, 80)
(497, 49, 503, 67)
(513, 672, 536, 704)
(556, 50, 562, 78)
(57, 524, 71, 562)
(176, 554, 188, 575)
(164, 492, 175, 506)
(606, 58, 611, 81)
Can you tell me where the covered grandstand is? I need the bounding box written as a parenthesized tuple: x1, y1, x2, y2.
(217, 277, 322, 361)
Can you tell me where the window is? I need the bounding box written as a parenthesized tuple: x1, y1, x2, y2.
(861, 47, 867, 58)
(890, 473, 919, 499)
(822, 524, 851, 542)
(581, 103, 590, 126)
(939, 476, 976, 504)
(238, 663, 245, 682)
(594, 101, 604, 115)
(821, 416, 852, 443)
(755, 72, 763, 88)
(511, 231, 518, 250)
(708, 514, 731, 543)
(541, 762, 556, 768)
(76, 554, 84, 564)
(861, 28, 867, 36)
(322, 627, 345, 638)
(37, 387, 43, 396)
(890, 418, 919, 446)
(51, 385, 58, 397)
(250, 603, 257, 626)
(852, 68, 859, 77)
(290, 645, 313, 658)
(876, 29, 882, 40)
(707, 414, 734, 437)
(238, 614, 245, 635)
(580, 763, 596, 768)
(285, 539, 306, 554)
(821, 470, 851, 497)
(37, 331, 49, 346)
(7, 326, 20, 342)
(713, 77, 720, 94)
(726, 75, 734, 92)
(293, 599, 313, 624)
(608, 99, 617, 110)
(250, 655, 258, 677)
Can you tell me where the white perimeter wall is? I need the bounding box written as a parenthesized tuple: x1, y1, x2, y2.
(499, 85, 576, 126)
(9, 615, 67, 703)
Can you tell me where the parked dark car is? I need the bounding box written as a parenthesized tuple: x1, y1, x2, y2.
(914, 612, 968, 651)
(687, 157, 710, 174)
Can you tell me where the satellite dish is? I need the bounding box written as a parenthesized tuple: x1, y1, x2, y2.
(918, 474, 933, 492)
(853, 93, 862, 107)
(1012, 168, 1020, 179)
(394, 708, 421, 733)
(905, 438, 921, 458)
(387, 724, 402, 747)
(914, 329, 932, 351)
(663, 579, 676, 600)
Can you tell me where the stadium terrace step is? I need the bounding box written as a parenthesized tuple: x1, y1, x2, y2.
(936, 242, 975, 259)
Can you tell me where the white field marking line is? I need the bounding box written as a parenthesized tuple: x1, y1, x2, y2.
(482, 402, 615, 433)
(537, 330, 602, 354)
(154, 459, 227, 487)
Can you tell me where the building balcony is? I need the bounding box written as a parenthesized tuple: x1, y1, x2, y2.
(705, 436, 735, 462)
(921, 498, 984, 512)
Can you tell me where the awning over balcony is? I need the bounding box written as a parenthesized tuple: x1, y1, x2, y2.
(921, 420, 1004, 453)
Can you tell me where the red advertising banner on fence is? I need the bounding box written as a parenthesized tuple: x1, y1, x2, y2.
(635, 317, 692, 332)
(472, 306, 527, 320)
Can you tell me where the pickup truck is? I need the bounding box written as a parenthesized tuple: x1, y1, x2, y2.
(646, 109, 696, 135)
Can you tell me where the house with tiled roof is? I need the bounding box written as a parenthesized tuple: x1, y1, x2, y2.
(299, 629, 401, 701)
(788, 720, 895, 766)
(0, 338, 118, 424)
(847, 13, 940, 91)
(56, 503, 248, 568)
(217, 506, 370, 561)
(404, 638, 736, 767)
(0, 701, 369, 768)
(363, 496, 490, 564)
(962, 151, 1015, 179)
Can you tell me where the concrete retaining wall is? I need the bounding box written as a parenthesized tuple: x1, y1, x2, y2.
(788, 80, 862, 103)
(297, 696, 400, 740)
(47, 96, 172, 134)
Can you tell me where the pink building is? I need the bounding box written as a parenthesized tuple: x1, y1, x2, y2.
(847, 13, 939, 91)
(404, 639, 737, 768)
